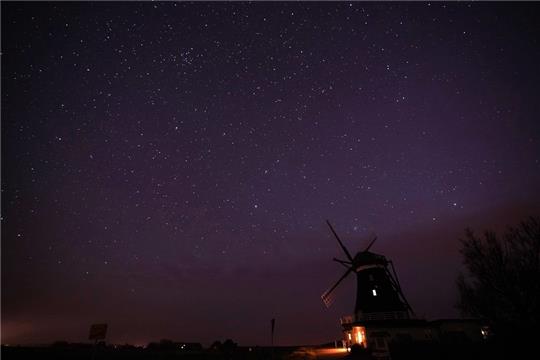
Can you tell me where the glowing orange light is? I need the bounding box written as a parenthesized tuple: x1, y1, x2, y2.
(316, 348, 348, 356)
(351, 326, 366, 347)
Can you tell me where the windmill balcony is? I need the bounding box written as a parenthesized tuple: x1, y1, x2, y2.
(357, 311, 410, 321)
(341, 311, 410, 324)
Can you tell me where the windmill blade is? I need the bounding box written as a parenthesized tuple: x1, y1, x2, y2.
(321, 292, 336, 308)
(326, 220, 353, 261)
(387, 261, 416, 316)
(333, 258, 352, 268)
(385, 271, 415, 316)
(321, 267, 354, 307)
(363, 234, 378, 252)
(388, 261, 403, 291)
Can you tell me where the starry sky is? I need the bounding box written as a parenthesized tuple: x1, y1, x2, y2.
(2, 1, 540, 347)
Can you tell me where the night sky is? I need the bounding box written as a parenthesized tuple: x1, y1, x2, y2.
(2, 1, 540, 347)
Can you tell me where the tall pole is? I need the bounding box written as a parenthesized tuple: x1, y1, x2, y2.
(271, 318, 275, 359)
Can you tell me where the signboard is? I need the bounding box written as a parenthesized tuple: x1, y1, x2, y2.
(89, 323, 108, 340)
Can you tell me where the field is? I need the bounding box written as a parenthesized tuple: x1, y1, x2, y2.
(1, 344, 350, 360)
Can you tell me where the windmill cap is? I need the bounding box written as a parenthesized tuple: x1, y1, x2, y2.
(352, 251, 388, 267)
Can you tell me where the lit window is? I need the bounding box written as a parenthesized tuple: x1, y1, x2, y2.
(372, 289, 377, 296)
(348, 333, 352, 340)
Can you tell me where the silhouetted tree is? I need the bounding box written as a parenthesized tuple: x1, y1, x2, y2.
(159, 339, 176, 351)
(146, 339, 176, 352)
(221, 339, 237, 352)
(457, 216, 540, 339)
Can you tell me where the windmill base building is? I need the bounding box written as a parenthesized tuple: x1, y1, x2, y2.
(340, 317, 487, 359)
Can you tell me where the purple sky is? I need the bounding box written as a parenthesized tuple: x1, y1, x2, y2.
(2, 2, 540, 347)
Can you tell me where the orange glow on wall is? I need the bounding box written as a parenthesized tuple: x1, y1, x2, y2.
(350, 326, 366, 347)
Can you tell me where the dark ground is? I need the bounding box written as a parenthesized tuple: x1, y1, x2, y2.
(1, 340, 532, 360)
(1, 345, 306, 360)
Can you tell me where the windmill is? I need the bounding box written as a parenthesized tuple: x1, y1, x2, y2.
(321, 220, 414, 322)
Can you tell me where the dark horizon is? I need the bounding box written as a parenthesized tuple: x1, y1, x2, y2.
(2, 2, 540, 347)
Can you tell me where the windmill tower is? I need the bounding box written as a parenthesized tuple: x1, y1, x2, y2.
(321, 220, 414, 323)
